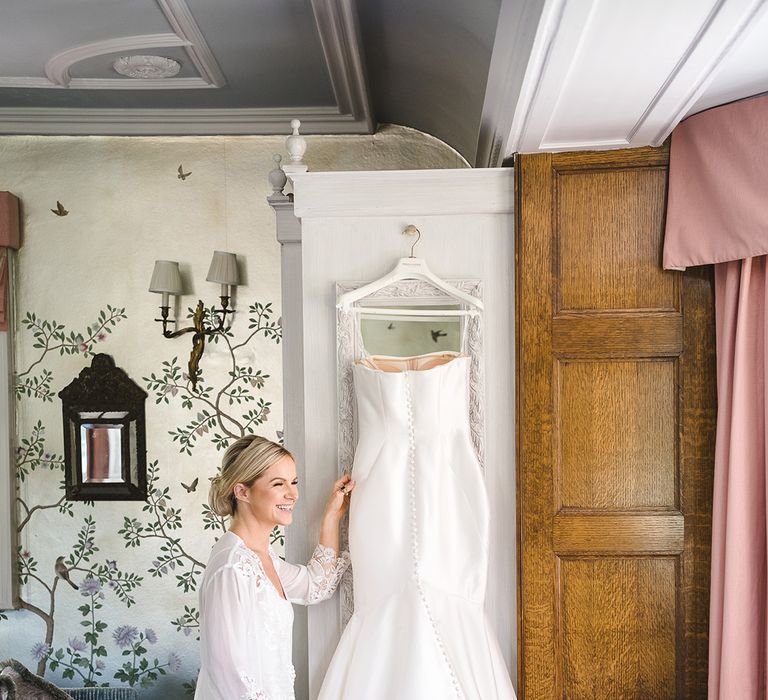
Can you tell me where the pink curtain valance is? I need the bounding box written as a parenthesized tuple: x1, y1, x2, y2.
(663, 94, 768, 270)
(0, 191, 21, 332)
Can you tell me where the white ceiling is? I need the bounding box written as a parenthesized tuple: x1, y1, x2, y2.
(494, 0, 768, 159)
(0, 0, 767, 166)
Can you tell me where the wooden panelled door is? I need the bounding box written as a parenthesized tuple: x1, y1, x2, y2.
(516, 147, 716, 699)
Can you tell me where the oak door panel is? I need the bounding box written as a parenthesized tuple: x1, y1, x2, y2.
(517, 147, 715, 699)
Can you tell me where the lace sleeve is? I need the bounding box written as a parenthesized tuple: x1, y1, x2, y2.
(276, 544, 350, 605)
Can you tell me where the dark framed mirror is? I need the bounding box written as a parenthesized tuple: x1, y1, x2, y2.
(59, 354, 147, 500)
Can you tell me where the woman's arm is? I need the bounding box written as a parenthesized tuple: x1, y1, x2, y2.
(199, 565, 268, 697)
(318, 474, 355, 554)
(278, 474, 355, 604)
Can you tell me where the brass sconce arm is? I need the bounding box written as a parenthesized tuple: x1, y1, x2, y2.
(149, 252, 240, 391)
(154, 299, 235, 390)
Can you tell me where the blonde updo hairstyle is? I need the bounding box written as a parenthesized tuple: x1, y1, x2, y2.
(209, 435, 293, 517)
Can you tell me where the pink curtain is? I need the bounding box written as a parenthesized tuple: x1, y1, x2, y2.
(664, 95, 768, 699)
(709, 257, 768, 699)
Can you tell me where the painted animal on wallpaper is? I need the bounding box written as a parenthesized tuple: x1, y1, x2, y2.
(181, 477, 199, 493)
(431, 329, 447, 342)
(50, 201, 68, 216)
(177, 165, 192, 180)
(53, 556, 78, 590)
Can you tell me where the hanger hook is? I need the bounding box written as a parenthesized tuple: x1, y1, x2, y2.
(403, 225, 421, 258)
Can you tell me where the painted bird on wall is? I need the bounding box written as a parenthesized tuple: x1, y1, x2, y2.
(55, 556, 78, 590)
(430, 329, 447, 343)
(50, 201, 68, 216)
(177, 165, 192, 180)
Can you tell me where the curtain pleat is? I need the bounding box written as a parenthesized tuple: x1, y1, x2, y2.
(709, 256, 768, 699)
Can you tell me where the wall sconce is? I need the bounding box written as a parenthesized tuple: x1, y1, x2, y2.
(149, 251, 239, 390)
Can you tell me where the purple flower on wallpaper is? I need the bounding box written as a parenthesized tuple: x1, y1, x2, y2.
(144, 628, 157, 644)
(80, 577, 101, 596)
(183, 627, 191, 637)
(20, 550, 31, 560)
(79, 342, 89, 353)
(68, 637, 87, 653)
(97, 332, 107, 342)
(30, 642, 51, 661)
(113, 625, 139, 648)
(95, 660, 105, 670)
(167, 652, 182, 673)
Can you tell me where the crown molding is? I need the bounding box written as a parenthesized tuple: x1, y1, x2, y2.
(0, 0, 376, 136)
(157, 0, 227, 88)
(44, 33, 190, 87)
(502, 0, 568, 156)
(638, 0, 768, 145)
(475, 0, 547, 167)
(0, 0, 226, 91)
(0, 106, 371, 135)
(504, 0, 768, 155)
(310, 0, 374, 131)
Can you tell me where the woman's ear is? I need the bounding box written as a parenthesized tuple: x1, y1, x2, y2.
(233, 482, 249, 503)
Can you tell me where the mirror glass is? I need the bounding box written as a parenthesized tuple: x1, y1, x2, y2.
(80, 424, 123, 483)
(360, 305, 462, 356)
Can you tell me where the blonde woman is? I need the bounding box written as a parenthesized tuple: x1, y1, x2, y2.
(195, 435, 354, 700)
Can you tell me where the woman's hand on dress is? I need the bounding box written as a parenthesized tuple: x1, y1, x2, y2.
(323, 473, 356, 522)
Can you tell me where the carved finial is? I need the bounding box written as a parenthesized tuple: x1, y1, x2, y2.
(283, 119, 308, 174)
(268, 154, 288, 195)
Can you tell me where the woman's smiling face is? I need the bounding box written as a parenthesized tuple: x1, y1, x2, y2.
(239, 454, 299, 528)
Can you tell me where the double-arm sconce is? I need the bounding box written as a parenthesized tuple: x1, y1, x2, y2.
(149, 251, 239, 390)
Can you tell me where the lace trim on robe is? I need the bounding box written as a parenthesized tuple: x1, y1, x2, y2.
(240, 675, 269, 700)
(306, 544, 351, 604)
(233, 551, 267, 591)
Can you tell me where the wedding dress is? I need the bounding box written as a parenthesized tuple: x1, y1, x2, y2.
(319, 350, 516, 699)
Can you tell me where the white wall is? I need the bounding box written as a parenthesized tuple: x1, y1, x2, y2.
(282, 168, 516, 697)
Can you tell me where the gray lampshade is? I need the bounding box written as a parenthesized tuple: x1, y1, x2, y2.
(206, 251, 239, 286)
(148, 260, 183, 295)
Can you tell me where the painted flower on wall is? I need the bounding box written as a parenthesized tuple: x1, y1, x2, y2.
(4, 298, 282, 696)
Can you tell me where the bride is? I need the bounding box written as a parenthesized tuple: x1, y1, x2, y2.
(195, 435, 354, 700)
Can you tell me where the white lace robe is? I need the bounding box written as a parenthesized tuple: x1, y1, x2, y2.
(195, 531, 349, 700)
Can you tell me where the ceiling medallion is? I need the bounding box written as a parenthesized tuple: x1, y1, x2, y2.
(113, 55, 181, 79)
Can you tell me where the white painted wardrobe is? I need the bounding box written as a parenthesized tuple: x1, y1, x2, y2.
(269, 168, 516, 699)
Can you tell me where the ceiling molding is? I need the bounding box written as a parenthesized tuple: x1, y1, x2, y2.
(502, 0, 567, 156)
(505, 0, 768, 155)
(0, 0, 226, 92)
(0, 106, 372, 136)
(0, 0, 376, 136)
(639, 0, 768, 145)
(44, 33, 190, 86)
(156, 0, 227, 88)
(310, 0, 374, 131)
(475, 0, 547, 167)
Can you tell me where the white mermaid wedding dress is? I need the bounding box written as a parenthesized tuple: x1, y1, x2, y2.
(319, 350, 516, 699)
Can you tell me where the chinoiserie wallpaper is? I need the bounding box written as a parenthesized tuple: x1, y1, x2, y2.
(0, 127, 465, 696)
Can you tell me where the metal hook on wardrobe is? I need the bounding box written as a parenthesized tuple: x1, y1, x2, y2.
(403, 224, 421, 258)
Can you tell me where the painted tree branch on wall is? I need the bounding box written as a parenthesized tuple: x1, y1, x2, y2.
(10, 306, 142, 679)
(5, 299, 282, 694)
